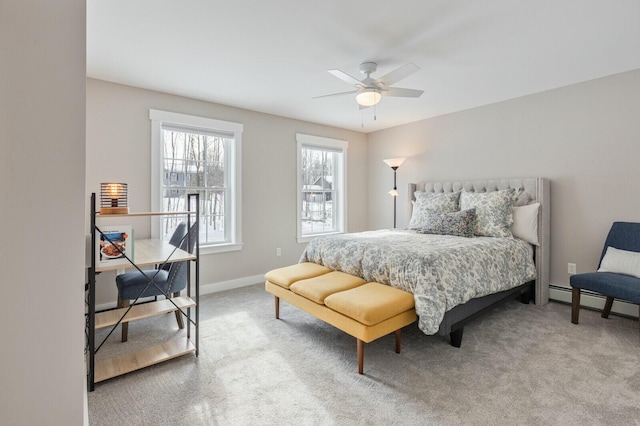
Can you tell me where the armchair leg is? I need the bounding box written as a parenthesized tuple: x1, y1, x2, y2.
(117, 295, 129, 342)
(173, 292, 184, 329)
(571, 287, 581, 324)
(602, 296, 614, 319)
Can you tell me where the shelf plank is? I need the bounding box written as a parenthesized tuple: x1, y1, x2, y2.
(97, 211, 196, 217)
(95, 337, 196, 383)
(95, 297, 196, 329)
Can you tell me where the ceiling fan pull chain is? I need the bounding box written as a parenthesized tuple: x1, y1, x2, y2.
(374, 102, 377, 121)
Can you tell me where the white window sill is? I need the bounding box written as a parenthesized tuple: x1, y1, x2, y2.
(297, 232, 342, 244)
(200, 242, 243, 255)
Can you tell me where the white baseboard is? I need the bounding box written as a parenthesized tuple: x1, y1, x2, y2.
(200, 274, 263, 295)
(95, 274, 263, 312)
(550, 283, 638, 318)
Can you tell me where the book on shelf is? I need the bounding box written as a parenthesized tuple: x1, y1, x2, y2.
(96, 225, 134, 268)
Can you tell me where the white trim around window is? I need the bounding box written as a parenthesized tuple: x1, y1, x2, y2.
(296, 133, 348, 243)
(150, 109, 243, 254)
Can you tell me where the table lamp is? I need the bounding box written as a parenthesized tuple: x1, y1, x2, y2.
(100, 182, 129, 215)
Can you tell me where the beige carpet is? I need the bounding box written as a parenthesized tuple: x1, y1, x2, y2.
(88, 284, 640, 425)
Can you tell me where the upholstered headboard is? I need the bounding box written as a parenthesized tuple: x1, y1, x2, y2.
(408, 178, 550, 306)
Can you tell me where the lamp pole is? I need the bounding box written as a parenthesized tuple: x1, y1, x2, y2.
(383, 157, 405, 230)
(392, 166, 398, 229)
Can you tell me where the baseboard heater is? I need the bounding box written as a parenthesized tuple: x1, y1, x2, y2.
(550, 284, 638, 319)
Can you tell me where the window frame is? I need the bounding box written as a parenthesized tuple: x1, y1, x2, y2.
(150, 109, 243, 254)
(296, 133, 348, 243)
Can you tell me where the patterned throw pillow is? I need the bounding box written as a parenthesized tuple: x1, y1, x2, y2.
(408, 191, 461, 229)
(459, 188, 516, 238)
(419, 208, 476, 238)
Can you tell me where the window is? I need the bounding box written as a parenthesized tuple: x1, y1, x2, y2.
(296, 133, 347, 242)
(150, 109, 243, 254)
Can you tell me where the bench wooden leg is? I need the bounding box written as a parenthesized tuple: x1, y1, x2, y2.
(357, 339, 364, 374)
(602, 296, 614, 319)
(274, 296, 280, 319)
(571, 287, 581, 324)
(395, 329, 402, 354)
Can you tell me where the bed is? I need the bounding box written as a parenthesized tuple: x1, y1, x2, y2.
(300, 177, 550, 346)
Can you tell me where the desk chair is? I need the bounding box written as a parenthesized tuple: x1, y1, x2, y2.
(570, 222, 640, 325)
(116, 222, 195, 342)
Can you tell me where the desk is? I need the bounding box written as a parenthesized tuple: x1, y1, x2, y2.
(95, 239, 196, 273)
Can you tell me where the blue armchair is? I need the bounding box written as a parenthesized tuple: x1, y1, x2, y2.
(570, 222, 640, 324)
(116, 222, 196, 342)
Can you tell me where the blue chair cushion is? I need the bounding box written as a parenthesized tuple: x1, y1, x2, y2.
(570, 272, 640, 304)
(116, 269, 170, 300)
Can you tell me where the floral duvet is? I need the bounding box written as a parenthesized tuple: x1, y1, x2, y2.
(300, 229, 536, 334)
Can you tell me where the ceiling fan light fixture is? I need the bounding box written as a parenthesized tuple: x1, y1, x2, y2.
(356, 89, 382, 106)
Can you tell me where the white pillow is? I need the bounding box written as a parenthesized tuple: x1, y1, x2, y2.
(511, 202, 540, 246)
(598, 247, 640, 278)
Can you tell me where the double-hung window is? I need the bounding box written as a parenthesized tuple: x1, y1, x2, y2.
(150, 109, 243, 254)
(296, 133, 347, 243)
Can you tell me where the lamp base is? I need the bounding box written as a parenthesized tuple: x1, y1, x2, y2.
(99, 206, 129, 215)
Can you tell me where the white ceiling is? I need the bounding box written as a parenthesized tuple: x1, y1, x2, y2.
(87, 0, 640, 133)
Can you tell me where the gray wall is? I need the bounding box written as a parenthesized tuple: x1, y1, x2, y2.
(0, 0, 87, 423)
(87, 78, 368, 306)
(367, 69, 640, 290)
(89, 69, 640, 303)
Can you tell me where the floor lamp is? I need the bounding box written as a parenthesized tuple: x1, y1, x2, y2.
(383, 157, 406, 228)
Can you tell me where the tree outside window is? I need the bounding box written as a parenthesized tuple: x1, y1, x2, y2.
(162, 128, 229, 245)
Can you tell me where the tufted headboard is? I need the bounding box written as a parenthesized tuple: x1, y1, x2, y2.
(408, 177, 550, 306)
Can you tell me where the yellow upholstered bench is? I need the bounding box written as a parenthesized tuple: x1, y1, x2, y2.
(265, 263, 417, 374)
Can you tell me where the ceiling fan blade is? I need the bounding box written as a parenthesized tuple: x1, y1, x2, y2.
(378, 63, 420, 86)
(385, 87, 424, 98)
(313, 90, 358, 99)
(328, 69, 364, 87)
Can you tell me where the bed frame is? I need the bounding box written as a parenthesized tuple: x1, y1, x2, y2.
(408, 178, 550, 346)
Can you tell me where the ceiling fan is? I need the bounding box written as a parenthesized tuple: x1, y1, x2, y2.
(315, 62, 424, 108)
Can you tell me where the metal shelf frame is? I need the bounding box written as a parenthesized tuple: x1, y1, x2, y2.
(86, 193, 200, 391)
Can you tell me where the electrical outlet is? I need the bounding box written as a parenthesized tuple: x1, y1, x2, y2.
(568, 263, 576, 275)
(276, 248, 281, 257)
